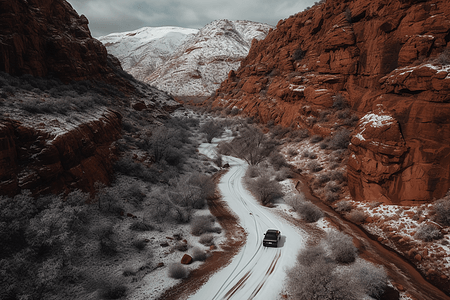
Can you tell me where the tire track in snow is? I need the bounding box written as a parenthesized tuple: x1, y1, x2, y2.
(193, 138, 307, 300)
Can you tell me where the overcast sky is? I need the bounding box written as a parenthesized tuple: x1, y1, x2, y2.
(67, 0, 318, 37)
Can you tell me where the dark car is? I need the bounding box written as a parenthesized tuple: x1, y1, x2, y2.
(263, 229, 281, 247)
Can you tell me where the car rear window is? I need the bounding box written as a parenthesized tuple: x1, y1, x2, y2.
(265, 232, 277, 239)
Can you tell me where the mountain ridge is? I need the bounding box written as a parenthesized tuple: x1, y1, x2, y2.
(100, 19, 273, 97)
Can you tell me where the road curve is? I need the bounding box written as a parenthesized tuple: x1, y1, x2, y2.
(192, 139, 307, 300)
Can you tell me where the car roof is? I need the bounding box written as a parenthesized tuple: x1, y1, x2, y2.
(266, 229, 279, 234)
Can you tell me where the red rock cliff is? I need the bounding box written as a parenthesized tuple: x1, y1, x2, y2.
(0, 0, 132, 88)
(211, 0, 450, 204)
(0, 110, 122, 196)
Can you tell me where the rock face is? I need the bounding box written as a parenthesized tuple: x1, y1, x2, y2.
(0, 0, 131, 88)
(101, 20, 273, 98)
(211, 0, 450, 204)
(0, 110, 122, 196)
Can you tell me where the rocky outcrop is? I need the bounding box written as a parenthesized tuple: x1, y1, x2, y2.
(0, 0, 133, 90)
(211, 0, 450, 204)
(0, 110, 122, 196)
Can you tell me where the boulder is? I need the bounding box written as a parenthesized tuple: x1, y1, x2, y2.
(181, 254, 193, 265)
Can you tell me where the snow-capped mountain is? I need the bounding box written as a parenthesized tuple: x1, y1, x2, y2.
(99, 20, 273, 97)
(98, 27, 198, 81)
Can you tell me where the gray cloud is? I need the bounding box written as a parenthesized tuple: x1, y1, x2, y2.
(67, 0, 317, 37)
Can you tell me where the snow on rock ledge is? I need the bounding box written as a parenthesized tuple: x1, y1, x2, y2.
(348, 106, 408, 204)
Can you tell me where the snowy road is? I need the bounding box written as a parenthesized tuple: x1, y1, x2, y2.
(193, 137, 307, 300)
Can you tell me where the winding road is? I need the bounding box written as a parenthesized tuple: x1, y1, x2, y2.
(192, 136, 307, 300)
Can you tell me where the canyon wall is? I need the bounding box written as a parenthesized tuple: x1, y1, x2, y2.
(211, 0, 450, 204)
(0, 0, 132, 89)
(0, 110, 122, 196)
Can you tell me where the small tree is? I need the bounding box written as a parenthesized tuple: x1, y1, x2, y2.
(220, 125, 278, 166)
(200, 120, 224, 143)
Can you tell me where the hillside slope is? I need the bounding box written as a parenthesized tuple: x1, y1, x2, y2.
(0, 0, 178, 196)
(101, 20, 273, 98)
(211, 0, 450, 204)
(98, 27, 199, 81)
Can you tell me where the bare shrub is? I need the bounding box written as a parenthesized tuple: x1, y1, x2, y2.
(122, 266, 137, 277)
(199, 233, 215, 246)
(288, 128, 309, 141)
(347, 209, 367, 224)
(191, 215, 221, 236)
(325, 191, 339, 203)
(414, 224, 443, 242)
(329, 129, 351, 150)
(269, 152, 288, 170)
(325, 181, 341, 193)
(296, 245, 327, 266)
(332, 93, 348, 110)
(310, 135, 323, 144)
(129, 221, 153, 231)
(286, 257, 360, 300)
(219, 125, 278, 166)
(132, 239, 147, 251)
(437, 49, 450, 65)
(354, 262, 388, 299)
(307, 161, 323, 172)
(101, 284, 127, 299)
(316, 174, 331, 186)
(192, 247, 208, 261)
(213, 154, 223, 168)
(246, 175, 284, 205)
(302, 150, 313, 158)
(287, 148, 299, 157)
(335, 200, 353, 212)
(200, 120, 224, 143)
(297, 201, 324, 223)
(293, 47, 306, 61)
(246, 165, 261, 178)
(168, 263, 188, 279)
(434, 197, 450, 226)
(326, 231, 357, 264)
(330, 170, 346, 183)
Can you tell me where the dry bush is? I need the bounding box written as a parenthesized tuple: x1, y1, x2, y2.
(190, 215, 221, 236)
(414, 224, 443, 242)
(332, 93, 348, 110)
(434, 197, 450, 226)
(199, 233, 215, 246)
(328, 129, 351, 150)
(129, 221, 153, 231)
(326, 231, 358, 264)
(132, 239, 147, 251)
(335, 200, 353, 212)
(269, 152, 288, 170)
(286, 254, 361, 300)
(168, 263, 188, 279)
(307, 161, 323, 173)
(192, 247, 208, 261)
(287, 148, 299, 157)
(437, 49, 450, 65)
(297, 201, 324, 223)
(310, 135, 323, 144)
(316, 174, 331, 186)
(325, 181, 341, 193)
(246, 175, 284, 205)
(325, 191, 339, 203)
(354, 262, 388, 299)
(347, 209, 367, 224)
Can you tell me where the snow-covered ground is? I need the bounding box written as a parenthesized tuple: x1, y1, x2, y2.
(191, 132, 307, 300)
